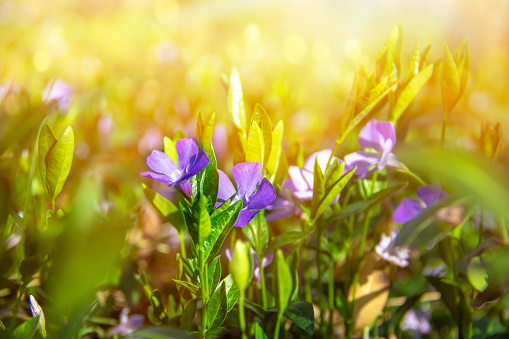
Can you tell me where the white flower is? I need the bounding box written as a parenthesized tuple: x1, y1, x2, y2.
(375, 229, 411, 267)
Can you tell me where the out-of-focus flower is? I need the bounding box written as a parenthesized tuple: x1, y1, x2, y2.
(375, 229, 410, 267)
(479, 121, 504, 161)
(141, 138, 210, 197)
(0, 82, 20, 100)
(29, 295, 46, 336)
(393, 185, 447, 224)
(226, 247, 274, 282)
(217, 162, 276, 227)
(108, 308, 144, 337)
(401, 309, 432, 336)
(288, 149, 338, 200)
(138, 128, 162, 155)
(212, 122, 228, 165)
(344, 119, 401, 179)
(266, 179, 303, 221)
(42, 79, 72, 111)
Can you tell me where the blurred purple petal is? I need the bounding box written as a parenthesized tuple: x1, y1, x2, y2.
(175, 138, 199, 172)
(304, 149, 333, 173)
(234, 209, 259, 227)
(175, 180, 192, 196)
(146, 150, 180, 180)
(225, 249, 232, 261)
(217, 170, 236, 204)
(288, 166, 313, 199)
(375, 230, 410, 267)
(344, 151, 379, 176)
(401, 309, 432, 335)
(417, 185, 447, 207)
(393, 198, 424, 224)
(358, 119, 396, 152)
(261, 251, 274, 268)
(233, 162, 262, 202)
(247, 178, 277, 210)
(43, 79, 72, 111)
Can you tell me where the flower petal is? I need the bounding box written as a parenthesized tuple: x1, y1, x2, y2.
(288, 166, 313, 195)
(217, 170, 237, 204)
(140, 171, 174, 184)
(358, 119, 396, 153)
(176, 138, 199, 172)
(344, 151, 379, 176)
(232, 162, 262, 202)
(416, 185, 447, 207)
(393, 198, 424, 224)
(247, 177, 276, 210)
(180, 149, 210, 181)
(304, 149, 333, 173)
(261, 251, 274, 268)
(146, 150, 180, 180)
(234, 209, 259, 227)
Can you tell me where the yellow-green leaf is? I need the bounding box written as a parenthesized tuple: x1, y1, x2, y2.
(245, 122, 264, 166)
(454, 36, 470, 97)
(266, 120, 284, 177)
(46, 126, 74, 199)
(273, 250, 293, 314)
(252, 104, 272, 165)
(392, 64, 434, 122)
(163, 136, 178, 164)
(228, 68, 247, 136)
(38, 123, 57, 193)
(441, 43, 461, 115)
(202, 112, 216, 155)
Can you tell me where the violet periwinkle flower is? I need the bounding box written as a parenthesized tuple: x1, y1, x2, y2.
(42, 79, 72, 111)
(344, 119, 401, 180)
(141, 138, 210, 197)
(108, 308, 144, 337)
(217, 162, 276, 227)
(400, 309, 432, 337)
(375, 229, 411, 267)
(393, 185, 448, 224)
(226, 247, 274, 282)
(266, 179, 303, 221)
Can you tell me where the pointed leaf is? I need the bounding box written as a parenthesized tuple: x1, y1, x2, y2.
(441, 43, 461, 115)
(223, 274, 240, 312)
(273, 250, 293, 314)
(284, 301, 314, 335)
(266, 120, 284, 177)
(246, 121, 264, 166)
(254, 323, 269, 339)
(207, 281, 228, 330)
(208, 255, 222, 294)
(38, 123, 57, 192)
(46, 126, 74, 198)
(228, 68, 247, 135)
(264, 229, 314, 256)
(252, 104, 273, 165)
(11, 315, 40, 339)
(142, 184, 184, 231)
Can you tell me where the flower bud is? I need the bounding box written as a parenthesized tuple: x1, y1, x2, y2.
(480, 122, 504, 161)
(29, 295, 46, 337)
(229, 240, 253, 291)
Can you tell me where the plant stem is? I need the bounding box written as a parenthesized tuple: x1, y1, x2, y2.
(239, 294, 247, 339)
(399, 164, 426, 186)
(497, 215, 508, 244)
(178, 230, 187, 258)
(9, 283, 27, 332)
(441, 114, 448, 148)
(303, 246, 312, 302)
(273, 312, 282, 339)
(259, 261, 267, 310)
(8, 207, 25, 229)
(478, 208, 484, 247)
(327, 258, 335, 338)
(316, 226, 325, 332)
(199, 250, 209, 336)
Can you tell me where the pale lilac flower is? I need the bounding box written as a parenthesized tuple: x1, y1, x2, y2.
(288, 149, 341, 201)
(108, 308, 144, 337)
(217, 162, 276, 227)
(138, 128, 162, 155)
(393, 185, 448, 224)
(375, 229, 411, 267)
(29, 295, 46, 336)
(401, 309, 432, 336)
(344, 119, 401, 179)
(141, 138, 210, 196)
(0, 82, 20, 100)
(42, 79, 72, 111)
(266, 179, 303, 221)
(226, 247, 274, 282)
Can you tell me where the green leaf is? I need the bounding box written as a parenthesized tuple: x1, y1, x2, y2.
(202, 201, 242, 262)
(130, 326, 193, 339)
(254, 323, 268, 339)
(194, 195, 211, 246)
(310, 158, 325, 220)
(163, 136, 178, 164)
(206, 327, 229, 339)
(392, 64, 433, 122)
(142, 184, 184, 231)
(454, 36, 470, 96)
(283, 302, 315, 335)
(228, 68, 247, 135)
(468, 256, 488, 292)
(207, 281, 228, 330)
(441, 43, 461, 115)
(45, 126, 74, 198)
(38, 123, 57, 192)
(11, 315, 40, 339)
(222, 274, 240, 312)
(208, 255, 222, 294)
(246, 121, 264, 166)
(273, 250, 293, 314)
(150, 290, 168, 324)
(252, 104, 273, 165)
(244, 300, 265, 318)
(180, 298, 198, 332)
(242, 213, 269, 256)
(266, 120, 284, 178)
(264, 229, 314, 256)
(173, 280, 199, 295)
(200, 149, 219, 209)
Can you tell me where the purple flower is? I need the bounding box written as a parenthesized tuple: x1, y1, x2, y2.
(141, 138, 210, 196)
(266, 179, 303, 221)
(393, 185, 448, 224)
(344, 119, 401, 179)
(108, 308, 144, 337)
(42, 79, 72, 111)
(401, 309, 432, 336)
(226, 247, 274, 282)
(288, 149, 340, 200)
(375, 229, 411, 267)
(217, 162, 276, 227)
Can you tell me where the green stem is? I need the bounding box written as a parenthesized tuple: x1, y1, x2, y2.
(239, 294, 247, 339)
(199, 249, 209, 336)
(259, 261, 267, 310)
(497, 215, 508, 244)
(327, 258, 335, 338)
(9, 283, 27, 332)
(303, 247, 312, 302)
(8, 207, 25, 229)
(316, 227, 325, 331)
(178, 230, 187, 258)
(273, 312, 282, 339)
(399, 164, 426, 186)
(441, 114, 448, 148)
(478, 208, 484, 247)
